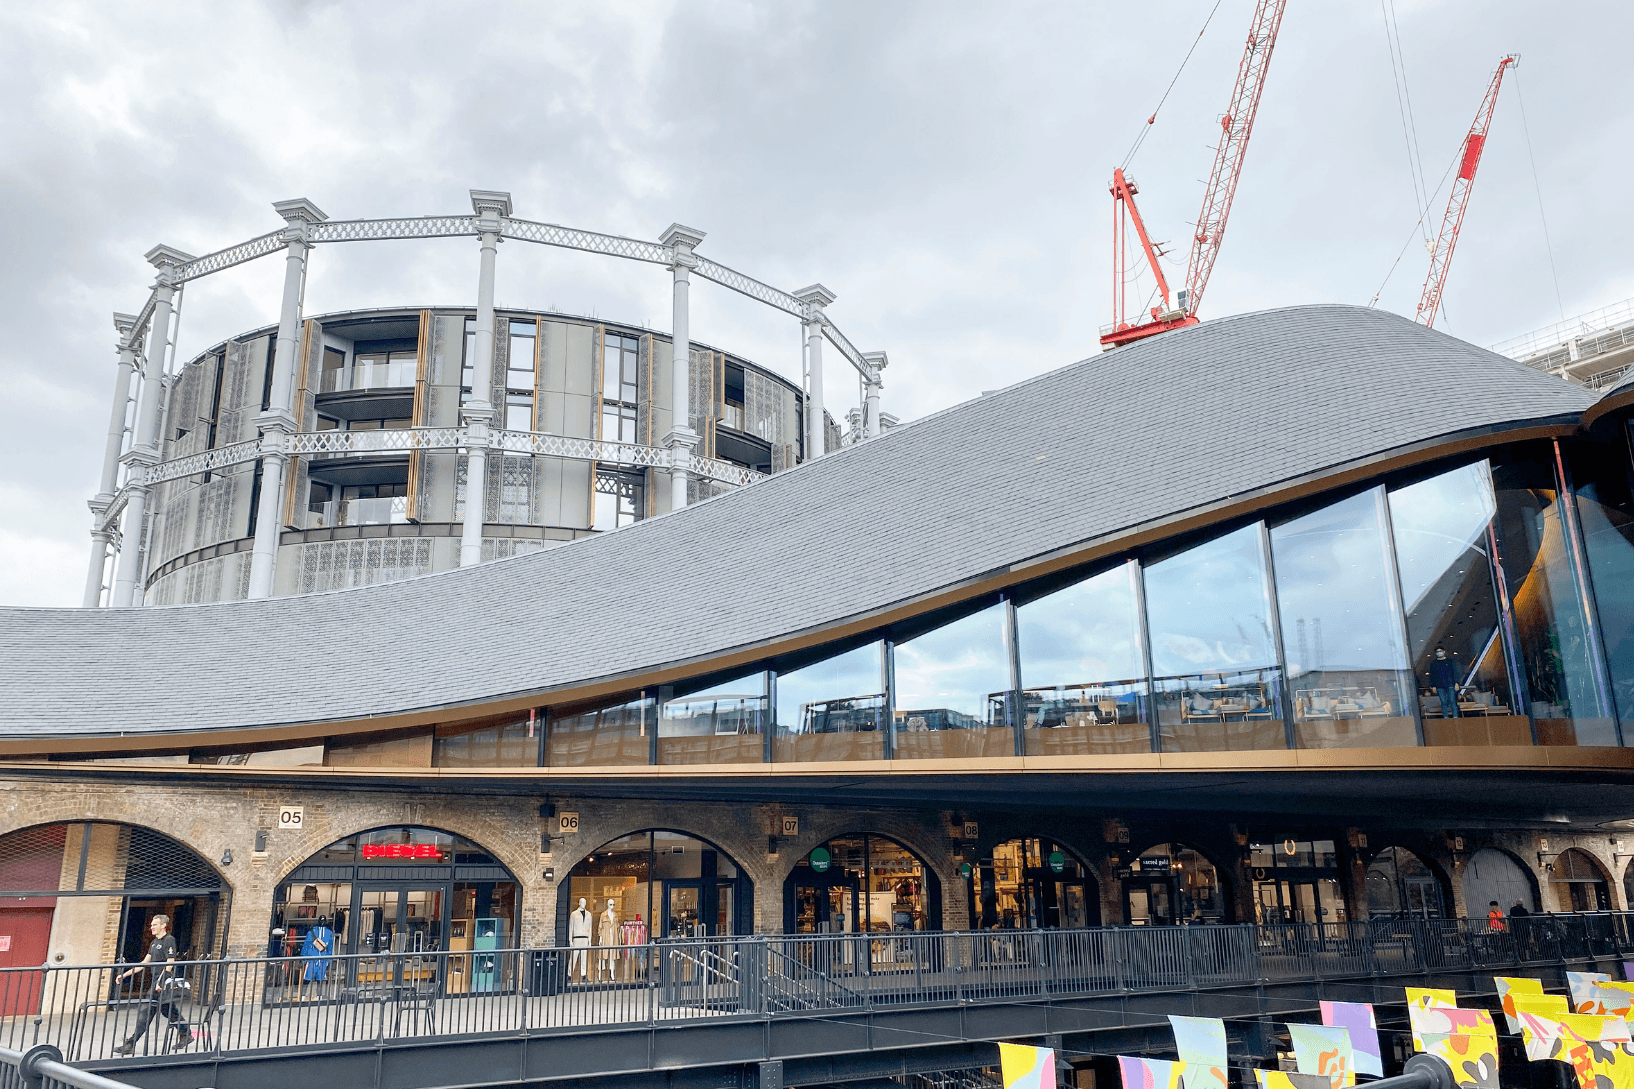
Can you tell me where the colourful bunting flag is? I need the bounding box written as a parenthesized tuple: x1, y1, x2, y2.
(1320, 1002, 1381, 1078)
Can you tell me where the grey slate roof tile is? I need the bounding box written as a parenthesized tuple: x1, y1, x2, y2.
(0, 305, 1598, 739)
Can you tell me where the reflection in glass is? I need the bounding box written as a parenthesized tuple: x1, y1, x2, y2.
(978, 838, 1096, 929)
(546, 694, 654, 767)
(891, 603, 1013, 760)
(774, 643, 886, 762)
(660, 673, 768, 765)
(1271, 489, 1415, 748)
(1016, 562, 1150, 755)
(1144, 525, 1286, 751)
(1388, 462, 1528, 746)
(1569, 436, 1634, 739)
(434, 717, 536, 767)
(1492, 452, 1615, 745)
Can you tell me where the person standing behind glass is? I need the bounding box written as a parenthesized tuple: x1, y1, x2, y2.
(1430, 647, 1461, 718)
(115, 914, 192, 1055)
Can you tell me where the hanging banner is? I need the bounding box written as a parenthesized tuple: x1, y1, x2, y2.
(1287, 1023, 1355, 1089)
(1253, 1073, 1330, 1089)
(1001, 1043, 1057, 1089)
(1118, 1056, 1184, 1089)
(1169, 1015, 1227, 1089)
(1319, 1002, 1382, 1077)
(1568, 972, 1612, 1014)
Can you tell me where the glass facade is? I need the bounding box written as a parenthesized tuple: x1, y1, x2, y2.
(1145, 525, 1285, 752)
(1121, 843, 1225, 925)
(1016, 562, 1149, 755)
(774, 643, 887, 762)
(660, 673, 768, 765)
(787, 834, 937, 933)
(890, 603, 1013, 760)
(562, 830, 747, 955)
(976, 838, 1096, 929)
(1271, 489, 1415, 749)
(328, 435, 1634, 769)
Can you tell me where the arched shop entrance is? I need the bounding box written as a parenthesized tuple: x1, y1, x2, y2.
(786, 834, 942, 933)
(1464, 848, 1538, 916)
(273, 827, 519, 994)
(561, 830, 751, 946)
(1364, 847, 1447, 918)
(0, 822, 230, 1016)
(1550, 849, 1611, 912)
(1121, 843, 1227, 925)
(976, 838, 1099, 929)
(1247, 833, 1348, 924)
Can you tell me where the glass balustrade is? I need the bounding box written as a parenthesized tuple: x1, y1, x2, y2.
(319, 352, 418, 393)
(307, 495, 410, 529)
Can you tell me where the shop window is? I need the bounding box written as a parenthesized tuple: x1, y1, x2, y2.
(977, 838, 1098, 929)
(1549, 848, 1611, 912)
(1364, 846, 1444, 918)
(1492, 449, 1616, 745)
(786, 834, 939, 935)
(1144, 525, 1286, 752)
(561, 830, 748, 968)
(1271, 488, 1416, 749)
(1567, 434, 1634, 739)
(659, 673, 768, 765)
(1246, 833, 1345, 925)
(434, 716, 538, 767)
(546, 693, 654, 767)
(1121, 843, 1225, 925)
(1016, 561, 1149, 755)
(1388, 461, 1527, 744)
(272, 826, 519, 998)
(890, 602, 1013, 760)
(774, 643, 886, 762)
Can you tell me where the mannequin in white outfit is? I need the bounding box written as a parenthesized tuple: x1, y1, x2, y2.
(568, 897, 592, 981)
(598, 899, 619, 979)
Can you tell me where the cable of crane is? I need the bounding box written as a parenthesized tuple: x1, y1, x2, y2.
(1511, 70, 1567, 325)
(1119, 0, 1225, 171)
(1379, 0, 1432, 238)
(1367, 137, 1466, 308)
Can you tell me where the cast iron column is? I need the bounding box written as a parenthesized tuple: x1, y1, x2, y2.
(459, 190, 511, 567)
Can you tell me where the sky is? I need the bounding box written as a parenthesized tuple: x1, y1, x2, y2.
(2, 0, 1630, 608)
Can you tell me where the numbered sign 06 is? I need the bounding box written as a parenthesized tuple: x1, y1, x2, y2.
(558, 812, 579, 835)
(278, 806, 303, 831)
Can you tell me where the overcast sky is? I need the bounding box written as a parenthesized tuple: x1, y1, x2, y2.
(3, 0, 1630, 608)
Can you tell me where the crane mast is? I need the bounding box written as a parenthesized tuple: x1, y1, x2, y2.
(1415, 54, 1519, 329)
(1102, 0, 1289, 350)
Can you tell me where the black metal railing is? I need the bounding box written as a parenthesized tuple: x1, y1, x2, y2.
(1, 913, 1629, 1064)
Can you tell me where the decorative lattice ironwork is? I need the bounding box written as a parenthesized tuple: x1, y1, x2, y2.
(146, 438, 262, 485)
(822, 318, 869, 374)
(96, 485, 133, 535)
(692, 257, 804, 318)
(128, 288, 158, 349)
(689, 454, 767, 487)
(493, 428, 668, 468)
(309, 216, 478, 243)
(288, 427, 463, 456)
(171, 231, 285, 285)
(503, 218, 670, 264)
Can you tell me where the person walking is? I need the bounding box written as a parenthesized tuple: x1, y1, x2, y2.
(1431, 648, 1461, 718)
(115, 915, 192, 1055)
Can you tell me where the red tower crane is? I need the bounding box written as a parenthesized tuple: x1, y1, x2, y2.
(1101, 0, 1289, 349)
(1415, 54, 1519, 329)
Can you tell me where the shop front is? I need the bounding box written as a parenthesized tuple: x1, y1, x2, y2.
(271, 827, 519, 996)
(1247, 833, 1348, 925)
(976, 838, 1098, 929)
(1119, 843, 1228, 924)
(560, 830, 750, 952)
(785, 834, 941, 934)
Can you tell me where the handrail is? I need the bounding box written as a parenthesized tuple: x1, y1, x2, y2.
(5, 913, 1628, 1064)
(0, 1043, 155, 1089)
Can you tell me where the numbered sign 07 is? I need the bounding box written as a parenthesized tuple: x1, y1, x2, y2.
(278, 806, 304, 831)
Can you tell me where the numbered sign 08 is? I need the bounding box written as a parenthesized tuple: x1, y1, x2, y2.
(278, 806, 303, 831)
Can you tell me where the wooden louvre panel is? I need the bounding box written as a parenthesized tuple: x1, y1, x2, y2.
(405, 309, 431, 521)
(531, 315, 546, 431)
(280, 319, 317, 528)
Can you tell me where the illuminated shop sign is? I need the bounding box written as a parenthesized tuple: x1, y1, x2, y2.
(360, 844, 442, 860)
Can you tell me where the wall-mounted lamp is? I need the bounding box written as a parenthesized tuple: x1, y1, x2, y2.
(253, 830, 268, 854)
(540, 833, 555, 855)
(220, 848, 234, 867)
(542, 866, 556, 882)
(767, 836, 780, 857)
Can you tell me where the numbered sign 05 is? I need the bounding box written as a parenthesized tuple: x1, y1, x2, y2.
(278, 806, 304, 831)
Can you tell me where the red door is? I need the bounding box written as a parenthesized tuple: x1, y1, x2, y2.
(0, 908, 54, 1016)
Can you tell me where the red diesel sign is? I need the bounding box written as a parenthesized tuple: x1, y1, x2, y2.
(360, 844, 441, 860)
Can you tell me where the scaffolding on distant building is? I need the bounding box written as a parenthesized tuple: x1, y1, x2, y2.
(1492, 297, 1634, 390)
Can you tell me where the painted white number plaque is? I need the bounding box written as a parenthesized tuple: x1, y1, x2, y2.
(278, 806, 304, 830)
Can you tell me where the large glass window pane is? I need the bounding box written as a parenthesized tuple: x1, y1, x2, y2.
(774, 643, 886, 762)
(1570, 434, 1634, 738)
(1271, 488, 1416, 749)
(1144, 524, 1286, 751)
(891, 603, 1013, 760)
(1016, 561, 1149, 755)
(1493, 448, 1616, 745)
(546, 694, 653, 767)
(660, 673, 768, 765)
(1388, 461, 1527, 745)
(434, 717, 536, 767)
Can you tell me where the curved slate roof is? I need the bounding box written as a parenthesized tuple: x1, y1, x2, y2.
(0, 304, 1599, 741)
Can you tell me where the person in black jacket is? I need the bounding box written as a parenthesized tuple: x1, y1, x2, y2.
(115, 915, 192, 1055)
(1430, 648, 1461, 718)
